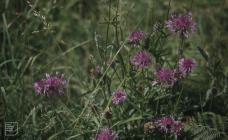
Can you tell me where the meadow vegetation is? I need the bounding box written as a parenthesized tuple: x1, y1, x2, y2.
(0, 0, 228, 139)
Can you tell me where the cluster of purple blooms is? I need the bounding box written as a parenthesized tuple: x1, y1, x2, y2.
(33, 11, 197, 139)
(95, 12, 197, 139)
(128, 31, 153, 69)
(154, 116, 184, 136)
(34, 73, 67, 96)
(129, 41, 197, 86)
(152, 12, 197, 86)
(95, 91, 126, 140)
(154, 58, 197, 86)
(96, 128, 118, 140)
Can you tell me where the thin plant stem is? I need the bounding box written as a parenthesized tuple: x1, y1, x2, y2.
(166, 0, 172, 20)
(173, 35, 185, 114)
(106, 0, 111, 46)
(114, 0, 126, 78)
(173, 86, 183, 114)
(179, 36, 185, 59)
(190, 0, 194, 10)
(99, 0, 112, 63)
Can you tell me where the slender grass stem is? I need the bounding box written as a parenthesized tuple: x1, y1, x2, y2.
(166, 0, 172, 20)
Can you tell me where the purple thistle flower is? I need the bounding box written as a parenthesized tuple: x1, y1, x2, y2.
(155, 116, 184, 136)
(155, 116, 175, 133)
(128, 31, 146, 45)
(170, 121, 184, 136)
(96, 128, 118, 140)
(131, 51, 152, 69)
(34, 73, 67, 96)
(154, 68, 176, 86)
(179, 58, 197, 75)
(166, 12, 197, 38)
(112, 90, 127, 105)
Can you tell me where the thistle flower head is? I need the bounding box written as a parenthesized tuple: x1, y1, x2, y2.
(154, 68, 176, 86)
(34, 73, 67, 96)
(179, 58, 197, 75)
(131, 51, 152, 69)
(166, 12, 197, 38)
(155, 116, 175, 133)
(96, 128, 118, 140)
(128, 30, 146, 44)
(155, 116, 184, 136)
(112, 90, 127, 105)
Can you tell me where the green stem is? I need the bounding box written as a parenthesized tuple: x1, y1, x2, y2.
(179, 36, 185, 59)
(114, 0, 126, 79)
(106, 0, 111, 46)
(166, 0, 172, 20)
(173, 86, 183, 114)
(190, 0, 194, 10)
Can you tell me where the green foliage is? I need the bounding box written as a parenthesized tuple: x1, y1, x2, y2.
(186, 112, 228, 140)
